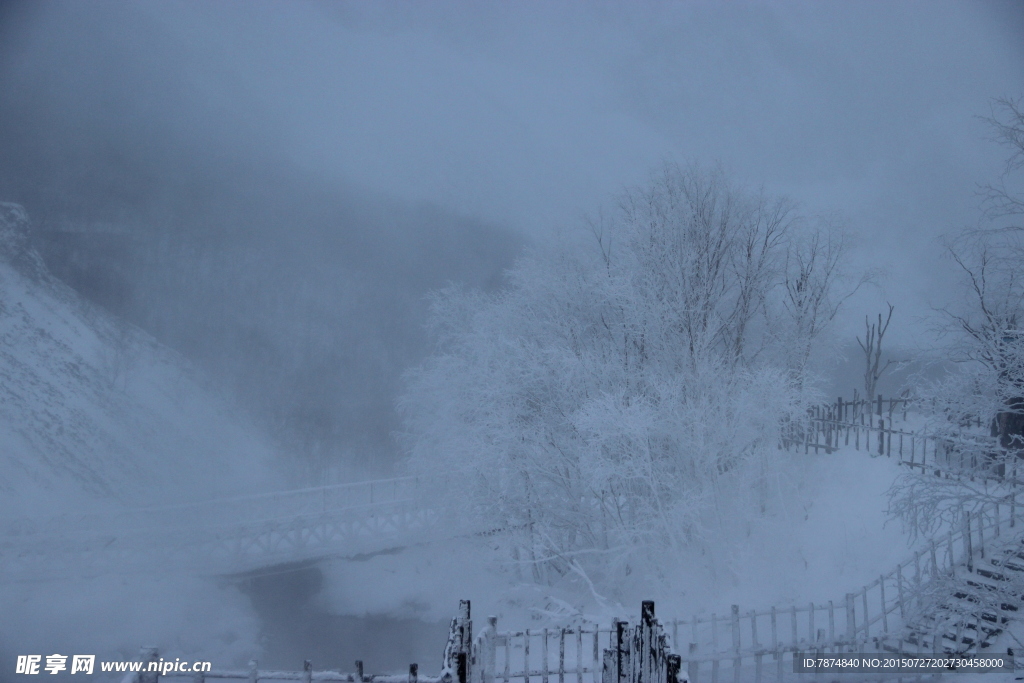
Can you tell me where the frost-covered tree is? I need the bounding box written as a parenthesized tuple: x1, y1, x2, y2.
(928, 97, 1024, 453)
(400, 164, 853, 591)
(891, 98, 1024, 538)
(857, 304, 896, 403)
(980, 96, 1024, 221)
(780, 220, 859, 388)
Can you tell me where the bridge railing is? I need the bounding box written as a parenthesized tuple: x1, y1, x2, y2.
(2, 476, 421, 539)
(0, 476, 433, 580)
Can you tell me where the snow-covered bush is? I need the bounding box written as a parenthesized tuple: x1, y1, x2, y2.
(399, 164, 852, 592)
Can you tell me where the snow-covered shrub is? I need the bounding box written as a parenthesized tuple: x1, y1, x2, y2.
(399, 165, 852, 593)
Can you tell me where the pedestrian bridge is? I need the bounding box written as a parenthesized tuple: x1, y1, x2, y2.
(0, 476, 439, 582)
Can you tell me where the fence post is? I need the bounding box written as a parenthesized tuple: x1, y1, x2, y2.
(642, 602, 655, 683)
(964, 511, 974, 573)
(878, 420, 885, 456)
(667, 654, 681, 683)
(827, 601, 835, 650)
(861, 589, 869, 640)
(978, 510, 986, 559)
(710, 614, 718, 683)
(356, 661, 364, 683)
(947, 530, 956, 578)
(911, 550, 923, 616)
(845, 594, 856, 652)
(730, 605, 740, 683)
(303, 661, 312, 683)
(474, 616, 497, 683)
(139, 648, 160, 683)
(879, 575, 888, 633)
(1013, 489, 1018, 528)
(750, 610, 761, 683)
(896, 564, 905, 619)
(461, 600, 473, 683)
(542, 629, 549, 683)
(616, 619, 629, 683)
(686, 644, 697, 683)
(807, 603, 814, 647)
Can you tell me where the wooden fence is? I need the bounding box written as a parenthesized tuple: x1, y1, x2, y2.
(830, 393, 912, 427)
(484, 492, 1022, 683)
(782, 393, 1024, 489)
(129, 393, 1024, 683)
(131, 601, 474, 683)
(659, 493, 1022, 681)
(132, 491, 1024, 683)
(132, 601, 682, 683)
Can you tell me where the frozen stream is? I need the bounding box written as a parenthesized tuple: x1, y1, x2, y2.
(237, 562, 452, 675)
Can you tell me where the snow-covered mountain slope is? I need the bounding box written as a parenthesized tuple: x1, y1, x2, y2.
(0, 202, 282, 516)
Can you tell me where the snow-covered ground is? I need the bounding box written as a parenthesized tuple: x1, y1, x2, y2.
(0, 210, 282, 676)
(0, 255, 284, 513)
(316, 445, 918, 631)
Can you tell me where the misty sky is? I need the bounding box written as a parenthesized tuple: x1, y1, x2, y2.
(3, 0, 1023, 348)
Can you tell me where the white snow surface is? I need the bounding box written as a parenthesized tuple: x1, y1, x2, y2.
(0, 226, 284, 673)
(318, 446, 919, 631)
(0, 258, 282, 514)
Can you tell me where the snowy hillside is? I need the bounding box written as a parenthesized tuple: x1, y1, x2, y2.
(0, 202, 288, 672)
(0, 202, 282, 517)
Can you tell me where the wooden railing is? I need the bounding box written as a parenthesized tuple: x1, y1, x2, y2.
(126, 486, 1024, 683)
(483, 493, 1023, 682)
(492, 626, 612, 683)
(128, 602, 679, 683)
(782, 394, 1024, 489)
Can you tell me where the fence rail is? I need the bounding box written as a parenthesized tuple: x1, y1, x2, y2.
(484, 488, 1024, 682)
(783, 393, 1024, 491)
(480, 393, 1024, 681)
(493, 627, 613, 683)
